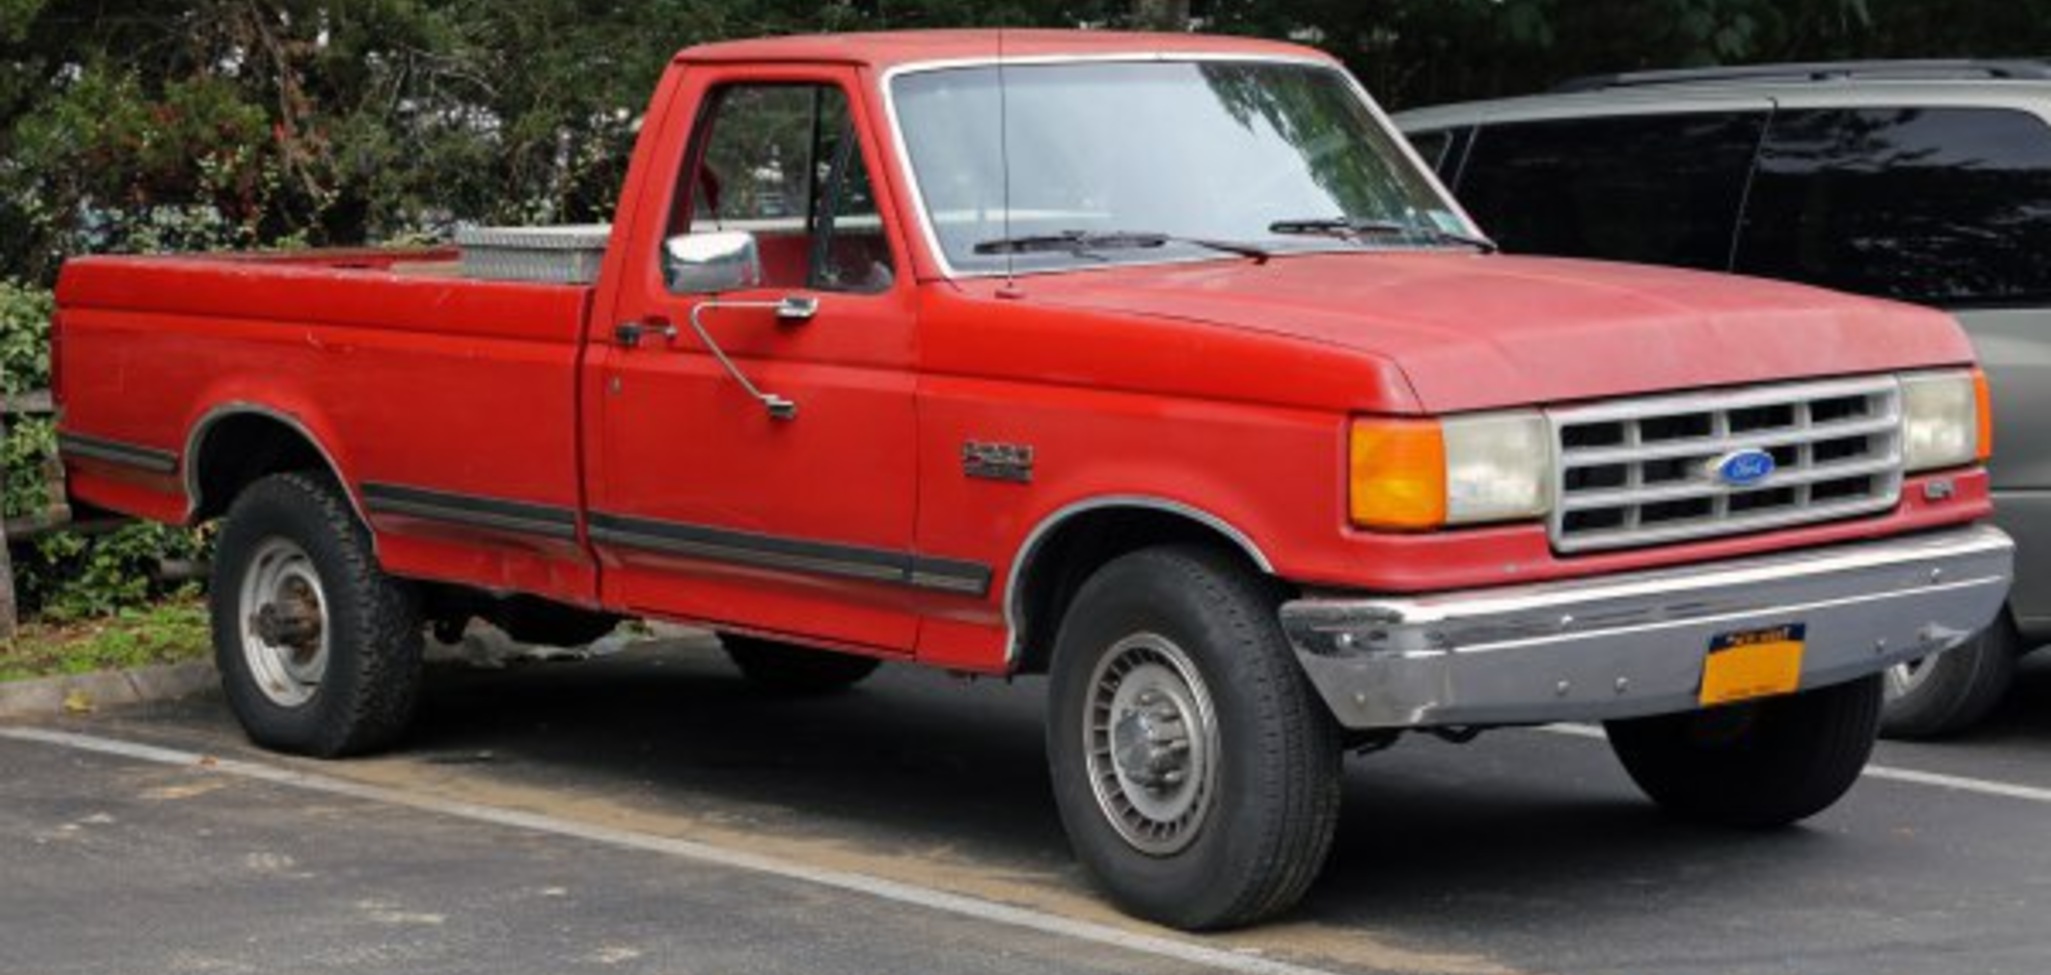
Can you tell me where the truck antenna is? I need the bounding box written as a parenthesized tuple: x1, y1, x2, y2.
(996, 23, 1023, 299)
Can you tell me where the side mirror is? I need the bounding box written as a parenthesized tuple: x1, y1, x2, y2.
(664, 230, 763, 294)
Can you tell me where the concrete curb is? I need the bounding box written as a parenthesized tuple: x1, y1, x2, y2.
(0, 659, 216, 720)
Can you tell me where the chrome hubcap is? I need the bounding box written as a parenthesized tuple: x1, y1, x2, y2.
(238, 538, 329, 708)
(1084, 633, 1217, 856)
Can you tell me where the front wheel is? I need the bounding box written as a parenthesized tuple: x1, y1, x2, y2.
(211, 472, 424, 757)
(1045, 546, 1341, 931)
(1605, 674, 1882, 828)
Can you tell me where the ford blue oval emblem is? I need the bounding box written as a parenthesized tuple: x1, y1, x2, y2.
(1712, 449, 1776, 487)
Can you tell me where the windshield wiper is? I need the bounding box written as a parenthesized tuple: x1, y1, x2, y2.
(1268, 217, 1499, 254)
(972, 229, 1271, 262)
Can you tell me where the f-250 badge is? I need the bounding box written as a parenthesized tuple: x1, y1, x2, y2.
(963, 441, 1034, 483)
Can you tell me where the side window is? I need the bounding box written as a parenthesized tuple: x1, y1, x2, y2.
(1406, 129, 1453, 172)
(1456, 112, 1768, 271)
(1403, 126, 1472, 181)
(675, 83, 895, 293)
(1736, 107, 2051, 307)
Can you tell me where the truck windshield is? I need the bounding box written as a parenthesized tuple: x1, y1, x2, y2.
(889, 60, 1470, 275)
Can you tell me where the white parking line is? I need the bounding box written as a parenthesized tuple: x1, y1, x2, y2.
(0, 727, 1344, 975)
(1539, 723, 2051, 805)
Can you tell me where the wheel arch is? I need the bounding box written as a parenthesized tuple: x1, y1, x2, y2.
(183, 403, 363, 526)
(1006, 496, 1278, 674)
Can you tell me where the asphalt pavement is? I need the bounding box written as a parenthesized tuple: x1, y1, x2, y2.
(5, 634, 2051, 975)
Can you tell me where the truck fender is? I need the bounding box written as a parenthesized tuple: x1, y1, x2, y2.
(182, 401, 366, 530)
(1004, 495, 1276, 669)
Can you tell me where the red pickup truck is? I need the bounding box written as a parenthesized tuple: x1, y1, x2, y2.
(53, 30, 2014, 929)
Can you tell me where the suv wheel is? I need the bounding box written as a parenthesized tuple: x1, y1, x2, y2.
(1881, 615, 2019, 740)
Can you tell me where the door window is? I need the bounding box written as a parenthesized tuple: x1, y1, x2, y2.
(675, 84, 895, 293)
(1736, 107, 2051, 307)
(1456, 112, 1767, 270)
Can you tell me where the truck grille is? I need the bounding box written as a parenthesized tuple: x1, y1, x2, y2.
(1549, 377, 1903, 553)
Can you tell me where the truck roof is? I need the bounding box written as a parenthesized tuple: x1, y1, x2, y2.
(673, 29, 1332, 72)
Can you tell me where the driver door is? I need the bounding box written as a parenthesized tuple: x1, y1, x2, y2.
(585, 69, 922, 652)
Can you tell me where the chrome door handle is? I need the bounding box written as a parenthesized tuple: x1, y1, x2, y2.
(614, 318, 678, 348)
(776, 296, 821, 322)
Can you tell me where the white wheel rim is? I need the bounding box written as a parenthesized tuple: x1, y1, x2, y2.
(1083, 633, 1219, 856)
(238, 537, 330, 708)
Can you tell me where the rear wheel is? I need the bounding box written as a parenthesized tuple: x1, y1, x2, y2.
(211, 472, 423, 757)
(722, 634, 881, 694)
(1605, 675, 1882, 828)
(1045, 545, 1341, 931)
(1881, 616, 2018, 740)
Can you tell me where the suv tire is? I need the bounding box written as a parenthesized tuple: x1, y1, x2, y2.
(1881, 616, 2019, 740)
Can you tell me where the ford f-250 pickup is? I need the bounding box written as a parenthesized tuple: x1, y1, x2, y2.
(52, 30, 2014, 930)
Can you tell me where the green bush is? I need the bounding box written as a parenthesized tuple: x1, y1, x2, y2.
(17, 522, 212, 622)
(2, 279, 52, 521)
(2, 280, 211, 622)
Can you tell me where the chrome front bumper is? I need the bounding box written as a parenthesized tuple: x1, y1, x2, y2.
(1280, 524, 2014, 729)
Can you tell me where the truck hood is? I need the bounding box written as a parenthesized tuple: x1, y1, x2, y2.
(1018, 253, 1974, 413)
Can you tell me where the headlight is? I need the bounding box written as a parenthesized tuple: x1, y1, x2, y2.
(1350, 411, 1552, 530)
(1900, 369, 1991, 472)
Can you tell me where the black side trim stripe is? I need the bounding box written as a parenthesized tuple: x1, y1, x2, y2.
(57, 432, 178, 474)
(910, 556, 997, 595)
(588, 512, 993, 597)
(361, 483, 579, 541)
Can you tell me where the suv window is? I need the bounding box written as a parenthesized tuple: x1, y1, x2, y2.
(1736, 107, 2051, 307)
(1405, 126, 1473, 181)
(1407, 129, 1452, 172)
(1455, 112, 1768, 271)
(676, 83, 894, 293)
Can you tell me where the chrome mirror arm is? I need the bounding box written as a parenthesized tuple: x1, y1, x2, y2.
(685, 299, 813, 420)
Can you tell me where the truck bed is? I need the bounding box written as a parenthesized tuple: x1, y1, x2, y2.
(54, 248, 602, 604)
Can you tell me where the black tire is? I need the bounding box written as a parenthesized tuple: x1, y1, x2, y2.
(1880, 615, 2019, 740)
(210, 472, 424, 757)
(1605, 674, 1882, 828)
(1045, 545, 1341, 931)
(722, 634, 882, 693)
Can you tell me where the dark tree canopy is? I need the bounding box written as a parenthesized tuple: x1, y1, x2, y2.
(3, 0, 2049, 282)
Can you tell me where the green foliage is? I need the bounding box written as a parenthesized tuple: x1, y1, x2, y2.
(2, 414, 54, 521)
(0, 279, 50, 395)
(0, 596, 209, 682)
(17, 523, 212, 622)
(2, 280, 53, 523)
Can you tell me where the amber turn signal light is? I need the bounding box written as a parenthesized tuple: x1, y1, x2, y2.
(1349, 419, 1447, 530)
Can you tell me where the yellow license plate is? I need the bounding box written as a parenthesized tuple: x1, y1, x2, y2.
(1699, 624, 1806, 707)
